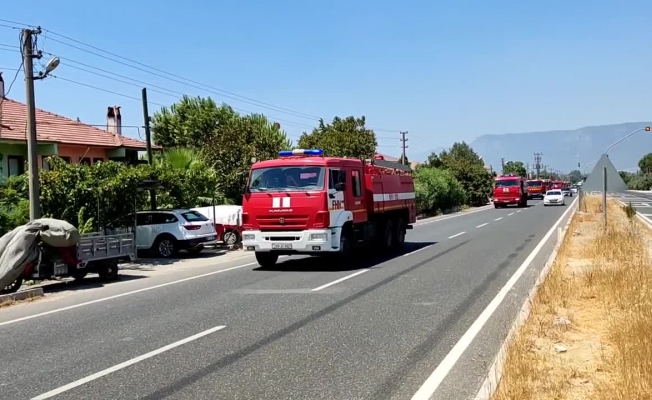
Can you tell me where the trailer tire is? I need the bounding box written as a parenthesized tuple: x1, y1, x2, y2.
(255, 252, 279, 268)
(71, 270, 88, 281)
(383, 220, 394, 250)
(394, 218, 406, 250)
(98, 260, 119, 282)
(1, 276, 23, 294)
(223, 230, 240, 246)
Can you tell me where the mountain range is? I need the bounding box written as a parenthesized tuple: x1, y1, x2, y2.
(469, 122, 652, 174)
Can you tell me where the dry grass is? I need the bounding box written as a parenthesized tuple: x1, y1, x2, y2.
(492, 195, 652, 400)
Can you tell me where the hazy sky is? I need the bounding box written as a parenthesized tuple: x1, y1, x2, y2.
(2, 0, 651, 162)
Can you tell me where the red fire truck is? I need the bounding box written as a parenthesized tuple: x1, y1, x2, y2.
(526, 179, 546, 199)
(493, 174, 528, 208)
(241, 149, 417, 267)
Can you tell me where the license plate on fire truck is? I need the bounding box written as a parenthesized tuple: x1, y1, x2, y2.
(272, 243, 292, 250)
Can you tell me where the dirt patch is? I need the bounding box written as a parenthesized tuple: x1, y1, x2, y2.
(493, 195, 652, 400)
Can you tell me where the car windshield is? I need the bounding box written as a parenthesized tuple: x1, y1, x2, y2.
(247, 166, 326, 192)
(547, 191, 562, 196)
(181, 211, 209, 222)
(527, 181, 542, 187)
(495, 179, 519, 187)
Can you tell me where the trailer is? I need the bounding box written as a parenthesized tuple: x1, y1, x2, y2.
(241, 149, 417, 267)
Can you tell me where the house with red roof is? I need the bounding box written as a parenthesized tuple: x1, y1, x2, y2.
(0, 72, 154, 178)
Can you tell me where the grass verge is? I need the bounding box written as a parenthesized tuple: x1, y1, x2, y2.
(492, 195, 652, 400)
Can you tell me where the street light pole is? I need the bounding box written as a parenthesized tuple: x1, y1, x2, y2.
(604, 126, 651, 154)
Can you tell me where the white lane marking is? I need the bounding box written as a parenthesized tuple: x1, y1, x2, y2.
(31, 325, 227, 399)
(0, 262, 259, 328)
(402, 245, 434, 257)
(508, 213, 515, 216)
(448, 232, 465, 239)
(516, 210, 522, 213)
(410, 197, 578, 400)
(414, 205, 493, 227)
(494, 217, 503, 221)
(476, 223, 488, 228)
(311, 270, 369, 292)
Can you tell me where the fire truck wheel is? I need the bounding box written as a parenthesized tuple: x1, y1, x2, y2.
(394, 218, 406, 249)
(255, 252, 279, 268)
(339, 226, 353, 256)
(1, 276, 23, 294)
(383, 220, 395, 250)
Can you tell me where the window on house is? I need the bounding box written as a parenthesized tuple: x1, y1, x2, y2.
(60, 156, 71, 164)
(79, 157, 91, 165)
(7, 155, 24, 176)
(351, 170, 362, 197)
(42, 156, 52, 171)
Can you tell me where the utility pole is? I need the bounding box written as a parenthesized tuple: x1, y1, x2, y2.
(534, 152, 543, 179)
(399, 131, 408, 164)
(500, 157, 505, 174)
(23, 28, 40, 220)
(141, 88, 156, 210)
(526, 162, 530, 179)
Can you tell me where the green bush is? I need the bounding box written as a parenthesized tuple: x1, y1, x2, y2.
(414, 166, 467, 215)
(627, 175, 652, 190)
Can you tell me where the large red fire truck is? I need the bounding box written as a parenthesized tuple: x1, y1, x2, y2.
(241, 149, 417, 267)
(493, 174, 528, 208)
(526, 179, 546, 199)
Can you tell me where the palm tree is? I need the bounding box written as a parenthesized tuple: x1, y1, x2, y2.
(156, 147, 203, 170)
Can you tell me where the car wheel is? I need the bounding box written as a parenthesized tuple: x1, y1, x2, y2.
(155, 237, 177, 258)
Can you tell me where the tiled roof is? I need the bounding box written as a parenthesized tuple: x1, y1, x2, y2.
(0, 98, 152, 149)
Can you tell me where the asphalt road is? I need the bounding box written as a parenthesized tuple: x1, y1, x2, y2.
(610, 191, 652, 222)
(0, 200, 574, 400)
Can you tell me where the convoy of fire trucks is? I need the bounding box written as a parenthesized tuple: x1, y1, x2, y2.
(241, 149, 417, 267)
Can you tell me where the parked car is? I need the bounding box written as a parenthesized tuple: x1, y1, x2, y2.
(107, 209, 217, 258)
(543, 190, 565, 206)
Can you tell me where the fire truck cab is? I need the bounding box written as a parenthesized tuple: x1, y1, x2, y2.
(526, 179, 545, 199)
(241, 149, 417, 267)
(493, 174, 528, 208)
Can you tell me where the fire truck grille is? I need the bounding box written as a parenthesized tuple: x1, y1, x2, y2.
(257, 215, 310, 231)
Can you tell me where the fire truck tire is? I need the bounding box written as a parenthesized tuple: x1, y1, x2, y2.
(393, 218, 406, 249)
(1, 276, 23, 294)
(382, 219, 395, 250)
(339, 225, 353, 256)
(255, 252, 279, 267)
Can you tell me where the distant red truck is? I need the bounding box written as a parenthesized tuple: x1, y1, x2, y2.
(493, 174, 528, 208)
(526, 179, 547, 199)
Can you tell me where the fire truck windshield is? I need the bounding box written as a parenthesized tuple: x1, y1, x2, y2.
(495, 179, 519, 187)
(247, 166, 326, 192)
(527, 181, 542, 187)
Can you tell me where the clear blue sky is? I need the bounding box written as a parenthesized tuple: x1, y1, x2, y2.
(2, 0, 652, 162)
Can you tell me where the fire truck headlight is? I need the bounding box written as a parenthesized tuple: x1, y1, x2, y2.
(310, 233, 328, 241)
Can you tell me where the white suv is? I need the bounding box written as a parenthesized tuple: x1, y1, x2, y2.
(108, 210, 217, 258)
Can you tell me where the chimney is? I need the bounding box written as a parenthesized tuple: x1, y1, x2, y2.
(106, 106, 122, 135)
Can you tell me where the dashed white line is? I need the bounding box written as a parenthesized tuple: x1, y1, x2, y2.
(494, 217, 503, 221)
(476, 223, 488, 228)
(508, 213, 515, 216)
(31, 325, 227, 399)
(516, 210, 522, 213)
(448, 232, 465, 239)
(311, 269, 369, 292)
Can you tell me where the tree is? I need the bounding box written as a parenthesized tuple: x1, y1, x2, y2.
(296, 116, 377, 159)
(436, 142, 493, 206)
(503, 161, 527, 177)
(426, 152, 443, 169)
(639, 153, 652, 174)
(569, 169, 582, 184)
(151, 96, 291, 202)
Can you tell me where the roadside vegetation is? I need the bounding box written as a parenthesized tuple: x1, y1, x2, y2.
(492, 195, 652, 400)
